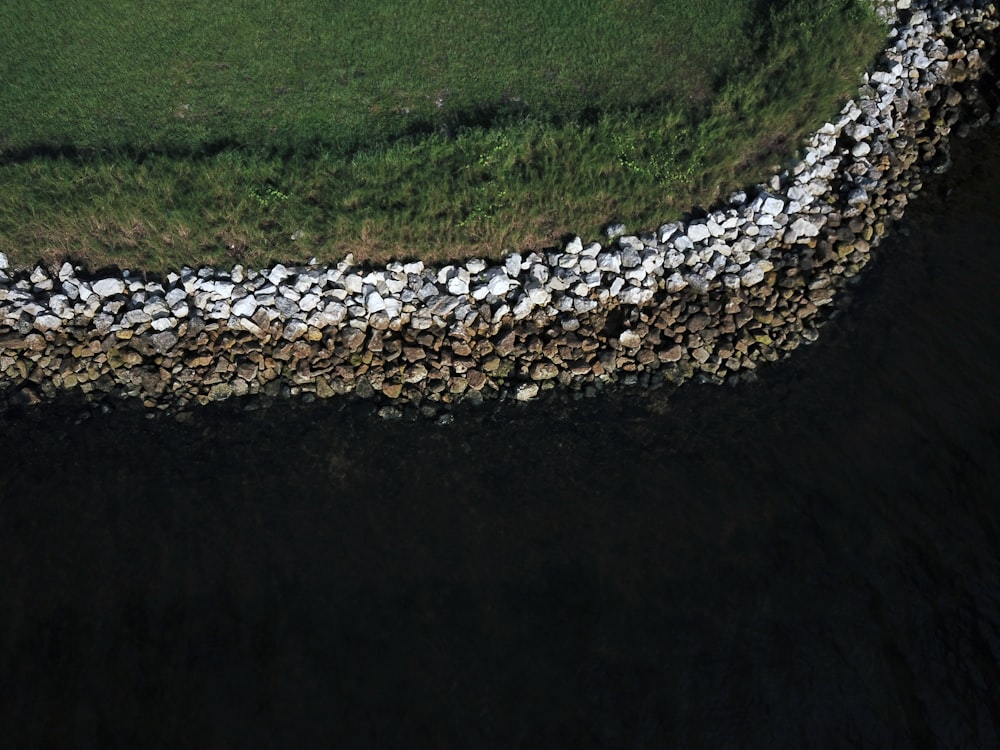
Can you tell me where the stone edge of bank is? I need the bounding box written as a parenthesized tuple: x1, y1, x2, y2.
(1, 0, 998, 417)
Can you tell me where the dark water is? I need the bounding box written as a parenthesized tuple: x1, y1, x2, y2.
(2, 128, 1000, 749)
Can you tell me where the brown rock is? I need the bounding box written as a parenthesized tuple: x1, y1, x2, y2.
(466, 369, 487, 391)
(494, 331, 517, 357)
(530, 362, 559, 380)
(658, 344, 684, 363)
(403, 345, 426, 362)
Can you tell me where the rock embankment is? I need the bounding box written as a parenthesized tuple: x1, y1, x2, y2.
(1, 0, 998, 416)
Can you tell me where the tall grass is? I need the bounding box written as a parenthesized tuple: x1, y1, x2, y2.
(0, 0, 887, 272)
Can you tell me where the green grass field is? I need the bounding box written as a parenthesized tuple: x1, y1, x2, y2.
(0, 0, 887, 272)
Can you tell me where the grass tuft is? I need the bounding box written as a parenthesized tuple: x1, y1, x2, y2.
(0, 0, 887, 272)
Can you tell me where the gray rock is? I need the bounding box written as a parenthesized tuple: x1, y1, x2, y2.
(685, 273, 711, 294)
(150, 331, 179, 354)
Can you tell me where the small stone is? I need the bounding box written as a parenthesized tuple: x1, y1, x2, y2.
(150, 331, 179, 354)
(619, 330, 642, 349)
(282, 319, 309, 341)
(33, 314, 62, 332)
(530, 362, 559, 380)
(466, 369, 487, 390)
(515, 382, 539, 401)
(659, 344, 684, 362)
(208, 383, 233, 401)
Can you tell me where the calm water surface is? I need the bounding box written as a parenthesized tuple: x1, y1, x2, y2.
(2, 129, 999, 748)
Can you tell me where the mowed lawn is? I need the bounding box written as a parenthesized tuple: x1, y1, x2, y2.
(0, 0, 887, 272)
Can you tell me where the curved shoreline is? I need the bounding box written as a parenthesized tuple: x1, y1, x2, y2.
(1, 0, 998, 415)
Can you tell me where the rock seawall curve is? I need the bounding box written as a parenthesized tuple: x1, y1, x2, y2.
(1, 0, 998, 416)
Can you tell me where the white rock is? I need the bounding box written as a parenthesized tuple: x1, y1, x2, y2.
(344, 274, 363, 294)
(664, 249, 686, 269)
(740, 262, 768, 287)
(789, 217, 822, 240)
(33, 314, 62, 332)
(512, 295, 534, 320)
(231, 295, 258, 317)
(565, 236, 583, 254)
(665, 272, 688, 293)
(48, 295, 71, 318)
(166, 288, 187, 306)
(597, 253, 621, 274)
(299, 293, 320, 312)
(504, 253, 522, 277)
(0, 252, 7, 270)
(447, 276, 469, 295)
(620, 286, 651, 305)
(92, 278, 126, 298)
(267, 264, 291, 285)
(487, 273, 510, 297)
(687, 223, 712, 243)
(365, 290, 386, 313)
(384, 298, 402, 319)
(762, 195, 786, 215)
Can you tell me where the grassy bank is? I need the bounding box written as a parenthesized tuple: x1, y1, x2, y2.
(0, 0, 886, 273)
